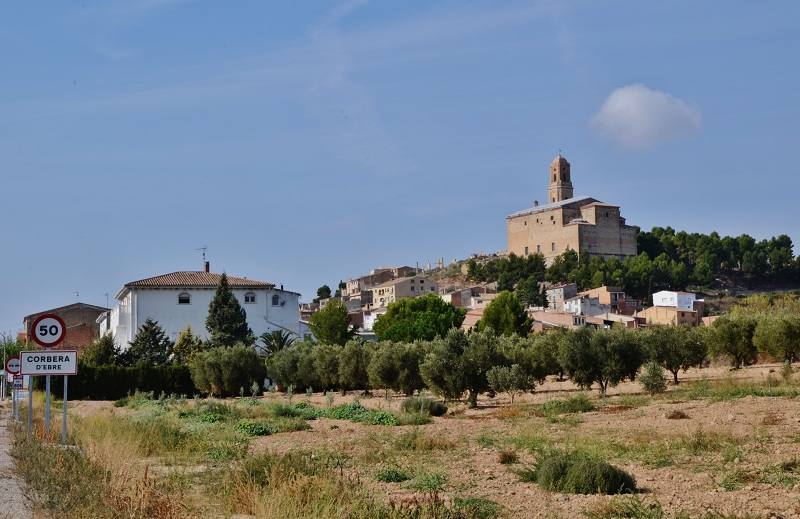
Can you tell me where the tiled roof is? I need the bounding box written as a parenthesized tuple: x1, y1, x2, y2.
(506, 196, 598, 219)
(125, 271, 274, 289)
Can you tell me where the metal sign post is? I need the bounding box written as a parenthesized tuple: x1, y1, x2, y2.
(20, 350, 77, 441)
(28, 313, 67, 437)
(44, 375, 51, 432)
(62, 376, 68, 444)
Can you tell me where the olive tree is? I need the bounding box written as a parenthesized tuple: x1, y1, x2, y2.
(558, 327, 644, 395)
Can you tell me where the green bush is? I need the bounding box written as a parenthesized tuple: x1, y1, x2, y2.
(639, 361, 667, 396)
(189, 344, 266, 397)
(318, 402, 399, 426)
(537, 394, 594, 415)
(400, 396, 448, 416)
(375, 466, 411, 483)
(234, 419, 275, 436)
(527, 451, 636, 494)
(452, 497, 500, 519)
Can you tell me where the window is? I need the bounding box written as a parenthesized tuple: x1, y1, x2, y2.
(537, 244, 541, 253)
(271, 294, 280, 306)
(178, 293, 191, 305)
(410, 286, 415, 291)
(551, 242, 556, 252)
(524, 246, 529, 255)
(244, 292, 256, 304)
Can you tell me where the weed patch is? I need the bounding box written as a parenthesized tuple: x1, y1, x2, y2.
(375, 466, 411, 483)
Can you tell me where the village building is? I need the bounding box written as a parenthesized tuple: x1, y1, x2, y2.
(545, 283, 578, 311)
(578, 285, 641, 315)
(22, 302, 109, 351)
(99, 263, 304, 349)
(367, 274, 438, 310)
(506, 155, 638, 264)
(635, 290, 704, 327)
(564, 295, 608, 317)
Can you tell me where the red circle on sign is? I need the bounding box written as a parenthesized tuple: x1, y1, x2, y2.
(5, 356, 20, 375)
(30, 313, 67, 348)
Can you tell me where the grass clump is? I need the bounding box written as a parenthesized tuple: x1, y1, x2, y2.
(409, 471, 447, 493)
(538, 394, 595, 416)
(375, 466, 411, 483)
(583, 496, 664, 519)
(452, 497, 500, 519)
(234, 419, 275, 437)
(498, 449, 518, 464)
(523, 451, 636, 495)
(394, 428, 456, 451)
(400, 396, 448, 417)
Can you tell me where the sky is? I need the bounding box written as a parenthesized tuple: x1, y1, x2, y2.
(1, 1, 798, 333)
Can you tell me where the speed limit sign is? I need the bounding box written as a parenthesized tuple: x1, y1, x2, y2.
(30, 313, 67, 348)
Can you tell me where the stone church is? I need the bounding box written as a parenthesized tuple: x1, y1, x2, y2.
(506, 154, 638, 264)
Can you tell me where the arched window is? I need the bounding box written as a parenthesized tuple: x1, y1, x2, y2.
(271, 294, 280, 306)
(178, 293, 191, 305)
(244, 292, 256, 304)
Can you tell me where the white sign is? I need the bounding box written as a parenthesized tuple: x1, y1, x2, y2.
(12, 377, 23, 389)
(20, 351, 77, 376)
(31, 314, 66, 348)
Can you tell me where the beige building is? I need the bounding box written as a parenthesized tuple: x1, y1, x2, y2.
(635, 306, 698, 327)
(368, 274, 438, 309)
(507, 155, 638, 264)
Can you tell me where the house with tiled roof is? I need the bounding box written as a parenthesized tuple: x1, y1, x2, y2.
(100, 262, 307, 349)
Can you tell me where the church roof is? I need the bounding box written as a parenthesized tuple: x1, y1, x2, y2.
(506, 195, 598, 219)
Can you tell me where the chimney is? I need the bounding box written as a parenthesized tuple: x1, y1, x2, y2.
(534, 200, 539, 207)
(204, 261, 210, 273)
(280, 284, 284, 291)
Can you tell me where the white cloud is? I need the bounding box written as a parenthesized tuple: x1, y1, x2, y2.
(591, 84, 701, 149)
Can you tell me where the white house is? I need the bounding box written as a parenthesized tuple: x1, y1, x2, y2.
(564, 295, 608, 317)
(651, 290, 697, 310)
(99, 265, 306, 349)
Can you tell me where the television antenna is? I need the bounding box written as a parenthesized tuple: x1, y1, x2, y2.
(195, 245, 208, 262)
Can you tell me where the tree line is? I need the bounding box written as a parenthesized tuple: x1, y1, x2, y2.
(465, 228, 799, 301)
(264, 311, 799, 406)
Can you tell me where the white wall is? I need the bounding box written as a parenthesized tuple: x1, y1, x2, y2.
(652, 291, 696, 310)
(109, 287, 301, 348)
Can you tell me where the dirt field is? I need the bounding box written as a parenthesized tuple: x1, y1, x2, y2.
(62, 362, 799, 518)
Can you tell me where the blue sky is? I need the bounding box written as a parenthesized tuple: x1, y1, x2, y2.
(1, 1, 798, 333)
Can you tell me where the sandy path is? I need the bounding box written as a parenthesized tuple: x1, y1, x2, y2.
(0, 402, 32, 519)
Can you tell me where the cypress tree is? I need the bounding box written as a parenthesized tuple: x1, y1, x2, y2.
(124, 318, 173, 366)
(206, 273, 253, 347)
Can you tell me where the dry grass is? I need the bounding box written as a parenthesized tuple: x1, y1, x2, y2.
(665, 409, 690, 420)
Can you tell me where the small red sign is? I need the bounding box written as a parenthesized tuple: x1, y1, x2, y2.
(30, 313, 67, 348)
(5, 356, 20, 375)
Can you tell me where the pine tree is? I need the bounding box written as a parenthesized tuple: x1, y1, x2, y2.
(81, 333, 120, 366)
(124, 318, 173, 366)
(206, 273, 253, 347)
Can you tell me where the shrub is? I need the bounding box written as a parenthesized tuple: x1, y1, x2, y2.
(189, 345, 266, 397)
(318, 402, 399, 426)
(234, 419, 275, 436)
(375, 466, 411, 483)
(526, 451, 636, 494)
(409, 472, 447, 493)
(400, 396, 448, 416)
(337, 340, 372, 391)
(498, 449, 519, 464)
(537, 394, 595, 415)
(639, 361, 667, 396)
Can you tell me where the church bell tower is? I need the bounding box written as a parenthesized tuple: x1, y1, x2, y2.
(548, 154, 573, 203)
